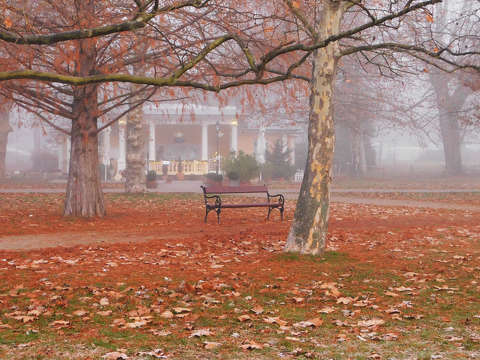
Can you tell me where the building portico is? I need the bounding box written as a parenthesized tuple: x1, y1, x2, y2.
(100, 103, 300, 178)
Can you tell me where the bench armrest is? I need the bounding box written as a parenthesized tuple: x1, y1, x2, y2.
(204, 194, 222, 208)
(268, 193, 285, 205)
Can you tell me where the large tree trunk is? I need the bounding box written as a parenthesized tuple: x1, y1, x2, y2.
(63, 8, 105, 217)
(125, 99, 147, 193)
(351, 129, 367, 178)
(64, 90, 105, 216)
(0, 109, 11, 179)
(439, 113, 462, 175)
(430, 71, 468, 175)
(284, 3, 346, 255)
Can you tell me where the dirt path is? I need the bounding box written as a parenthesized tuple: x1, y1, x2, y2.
(0, 232, 169, 251)
(330, 195, 480, 212)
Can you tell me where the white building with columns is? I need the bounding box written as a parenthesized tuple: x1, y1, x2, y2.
(96, 103, 300, 178)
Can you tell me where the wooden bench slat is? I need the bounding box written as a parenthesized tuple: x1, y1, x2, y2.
(201, 184, 284, 223)
(203, 185, 268, 194)
(215, 203, 282, 208)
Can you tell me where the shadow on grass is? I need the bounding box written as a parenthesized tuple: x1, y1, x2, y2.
(274, 250, 350, 264)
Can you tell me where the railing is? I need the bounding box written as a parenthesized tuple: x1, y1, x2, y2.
(148, 160, 209, 176)
(208, 156, 223, 173)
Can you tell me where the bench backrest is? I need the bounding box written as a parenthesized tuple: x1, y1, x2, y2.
(202, 185, 268, 194)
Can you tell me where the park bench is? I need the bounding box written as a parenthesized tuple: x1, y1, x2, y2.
(201, 184, 285, 224)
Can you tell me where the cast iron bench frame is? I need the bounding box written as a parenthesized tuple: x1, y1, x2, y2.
(201, 184, 285, 224)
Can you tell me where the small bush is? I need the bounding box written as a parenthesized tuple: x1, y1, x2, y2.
(223, 151, 259, 182)
(226, 171, 239, 181)
(263, 139, 295, 180)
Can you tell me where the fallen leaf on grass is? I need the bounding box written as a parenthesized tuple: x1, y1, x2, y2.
(190, 328, 214, 337)
(240, 341, 263, 350)
(445, 335, 463, 342)
(125, 320, 148, 328)
(357, 319, 385, 327)
(73, 310, 88, 317)
(112, 319, 126, 327)
(27, 308, 43, 317)
(264, 317, 288, 327)
(382, 333, 399, 341)
(137, 349, 167, 359)
(102, 352, 128, 360)
(337, 297, 354, 305)
(403, 314, 424, 320)
(250, 305, 264, 315)
(204, 341, 222, 349)
(49, 320, 70, 328)
(318, 307, 335, 314)
(433, 285, 459, 292)
(238, 315, 252, 322)
(97, 310, 113, 317)
(285, 336, 302, 342)
(99, 298, 110, 306)
(151, 329, 172, 336)
(394, 286, 413, 292)
(353, 300, 369, 307)
(385, 308, 400, 314)
(320, 282, 341, 298)
(160, 310, 174, 319)
(293, 318, 323, 328)
(11, 315, 36, 323)
(172, 307, 191, 314)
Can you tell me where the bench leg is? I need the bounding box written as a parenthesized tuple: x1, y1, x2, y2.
(204, 208, 209, 223)
(267, 207, 272, 220)
(216, 208, 221, 224)
(280, 207, 284, 221)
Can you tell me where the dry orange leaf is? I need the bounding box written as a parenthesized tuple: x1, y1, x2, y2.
(4, 17, 12, 29)
(238, 314, 252, 322)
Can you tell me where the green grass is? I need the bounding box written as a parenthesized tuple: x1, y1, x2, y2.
(275, 250, 350, 264)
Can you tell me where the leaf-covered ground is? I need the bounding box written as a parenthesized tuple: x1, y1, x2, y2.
(0, 193, 479, 359)
(334, 191, 480, 206)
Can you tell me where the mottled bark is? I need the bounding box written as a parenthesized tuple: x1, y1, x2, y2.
(0, 110, 12, 179)
(285, 3, 346, 255)
(125, 100, 147, 193)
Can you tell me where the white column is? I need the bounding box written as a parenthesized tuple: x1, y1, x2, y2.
(289, 136, 296, 165)
(231, 123, 238, 154)
(149, 121, 156, 162)
(103, 127, 111, 165)
(118, 121, 126, 171)
(201, 124, 208, 160)
(255, 127, 266, 164)
(282, 134, 288, 154)
(58, 137, 64, 172)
